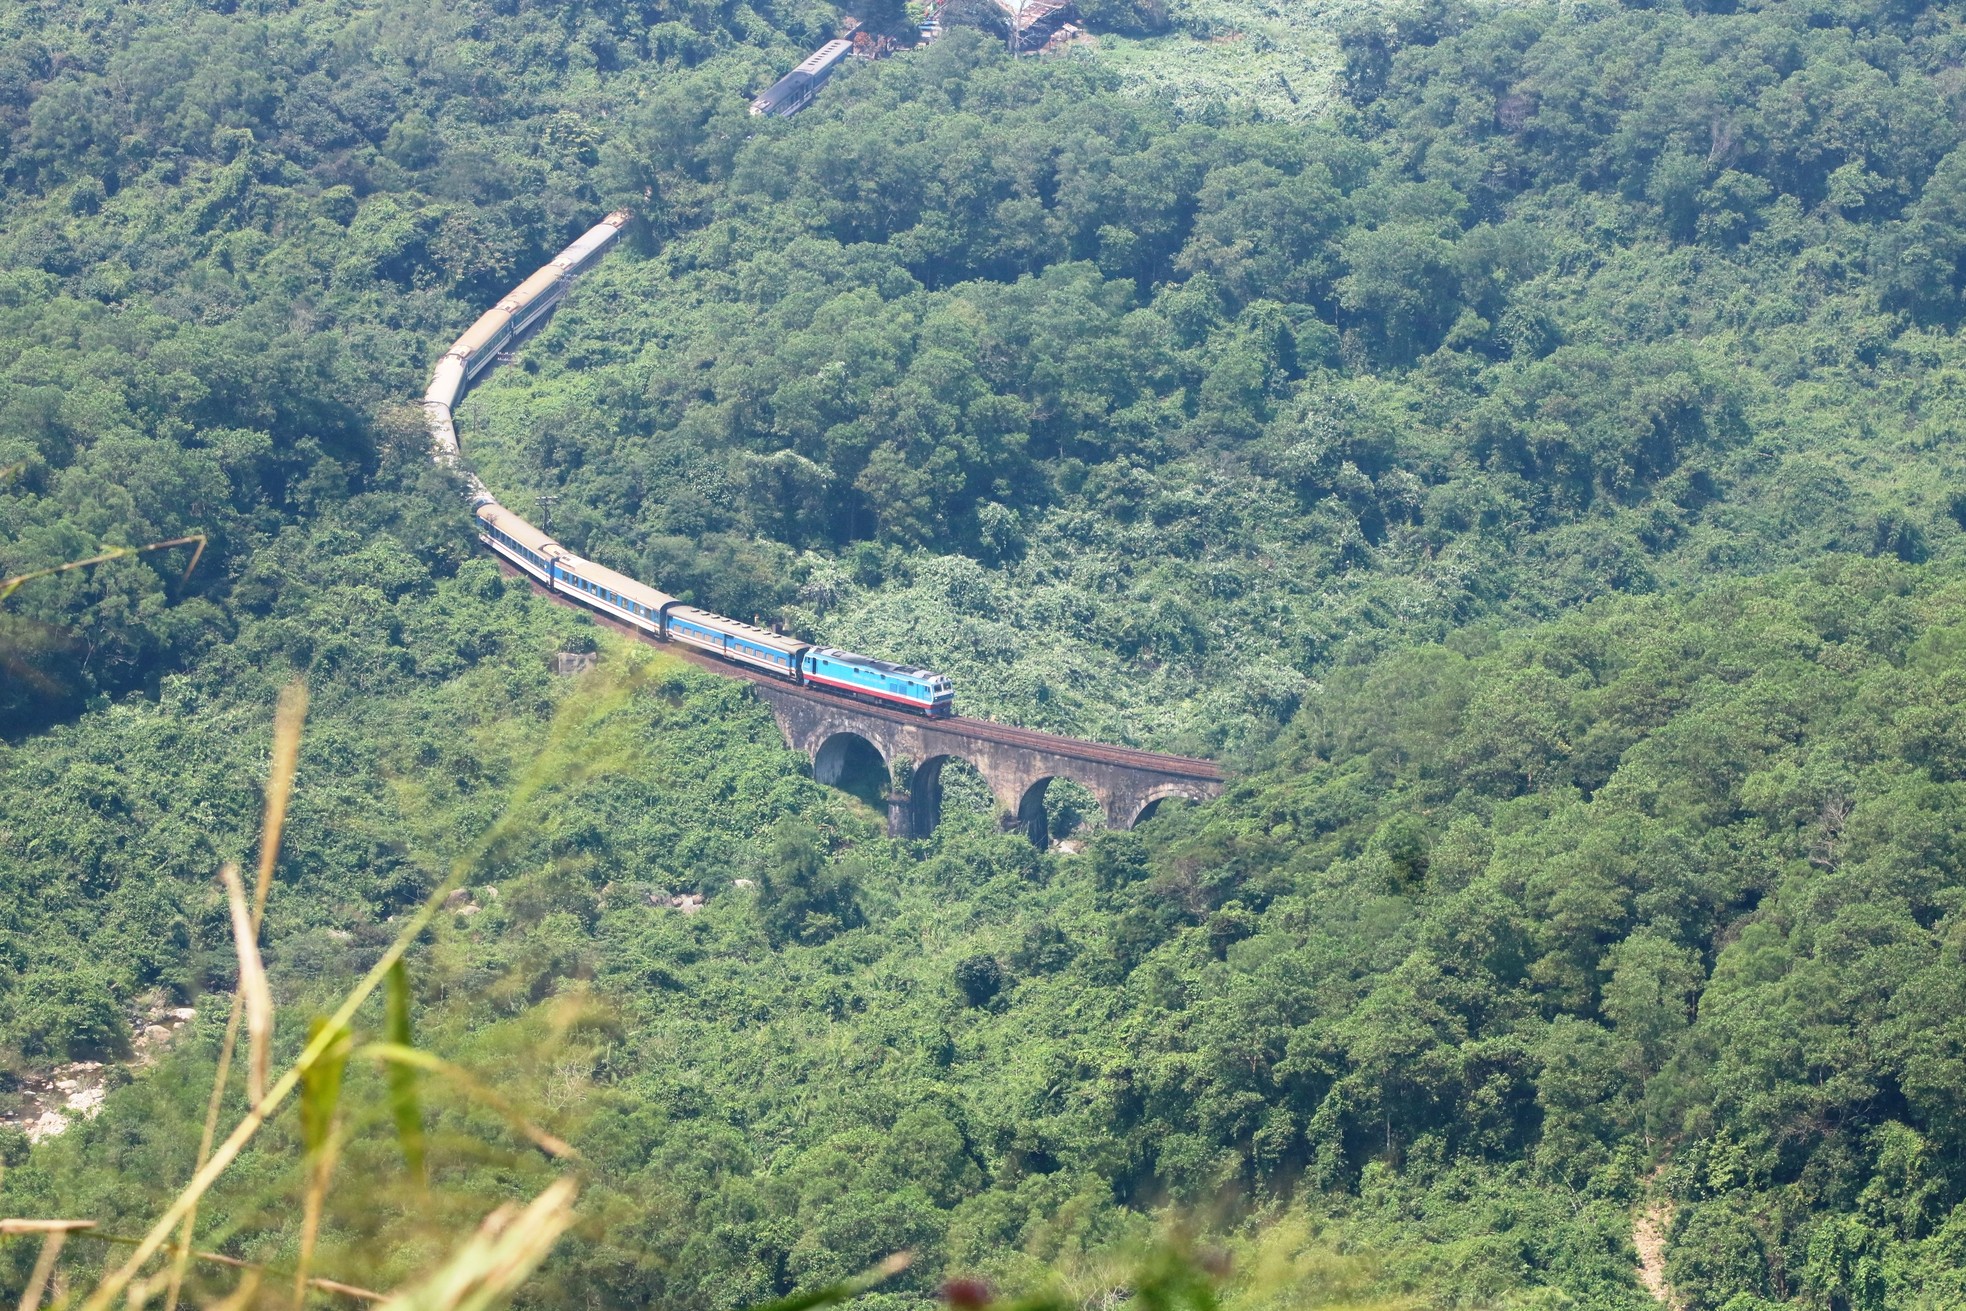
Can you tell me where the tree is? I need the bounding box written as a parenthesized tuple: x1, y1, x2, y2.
(953, 954, 1003, 1007)
(756, 821, 865, 947)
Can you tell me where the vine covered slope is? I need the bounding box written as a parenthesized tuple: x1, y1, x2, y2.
(3, 0, 1966, 1307)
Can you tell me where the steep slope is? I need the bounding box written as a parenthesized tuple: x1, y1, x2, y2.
(4, 0, 1966, 1308)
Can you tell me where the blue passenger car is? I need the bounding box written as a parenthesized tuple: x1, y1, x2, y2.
(800, 647, 954, 717)
(548, 554, 672, 638)
(665, 605, 808, 676)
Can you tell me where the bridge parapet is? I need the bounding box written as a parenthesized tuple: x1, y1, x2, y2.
(750, 683, 1223, 845)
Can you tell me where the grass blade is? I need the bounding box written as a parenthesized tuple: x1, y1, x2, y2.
(0, 535, 208, 604)
(376, 1179, 578, 1311)
(207, 1269, 261, 1311)
(356, 1044, 576, 1160)
(220, 864, 274, 1106)
(0, 1221, 98, 1234)
(295, 1019, 352, 1309)
(298, 1019, 351, 1160)
(255, 682, 309, 922)
(169, 680, 309, 1311)
(17, 1229, 70, 1311)
(383, 962, 426, 1185)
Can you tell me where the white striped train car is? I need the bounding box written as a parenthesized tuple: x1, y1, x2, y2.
(475, 502, 565, 587)
(549, 217, 626, 278)
(547, 551, 674, 639)
(663, 606, 808, 678)
(423, 350, 467, 469)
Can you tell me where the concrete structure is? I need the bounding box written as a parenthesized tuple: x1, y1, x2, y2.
(750, 682, 1223, 844)
(994, 0, 1077, 52)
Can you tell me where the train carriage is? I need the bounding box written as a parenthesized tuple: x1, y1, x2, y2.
(499, 266, 570, 339)
(425, 357, 465, 412)
(665, 606, 807, 676)
(449, 307, 515, 380)
(475, 503, 563, 585)
(552, 214, 630, 275)
(550, 554, 674, 637)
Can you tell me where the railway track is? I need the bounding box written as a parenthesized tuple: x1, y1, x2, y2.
(503, 562, 1224, 783)
(433, 211, 1225, 797)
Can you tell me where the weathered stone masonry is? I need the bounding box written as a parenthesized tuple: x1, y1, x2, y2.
(751, 683, 1224, 845)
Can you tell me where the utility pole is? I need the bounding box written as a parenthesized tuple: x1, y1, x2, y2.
(535, 493, 559, 535)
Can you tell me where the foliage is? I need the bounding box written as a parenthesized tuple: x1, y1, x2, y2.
(470, 2, 1966, 753)
(8, 0, 1966, 1307)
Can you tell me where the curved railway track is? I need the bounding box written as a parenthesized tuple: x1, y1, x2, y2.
(429, 213, 1223, 790)
(502, 560, 1224, 783)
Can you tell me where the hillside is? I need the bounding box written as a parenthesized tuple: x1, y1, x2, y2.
(466, 9, 1966, 755)
(3, 0, 1966, 1308)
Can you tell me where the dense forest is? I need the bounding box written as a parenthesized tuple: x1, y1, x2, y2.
(467, 7, 1966, 751)
(4, 0, 1966, 1307)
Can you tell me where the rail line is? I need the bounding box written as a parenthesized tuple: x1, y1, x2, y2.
(432, 212, 1224, 792)
(501, 561, 1224, 782)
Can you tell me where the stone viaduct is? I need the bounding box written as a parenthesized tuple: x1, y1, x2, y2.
(749, 682, 1224, 845)
(432, 210, 1228, 848)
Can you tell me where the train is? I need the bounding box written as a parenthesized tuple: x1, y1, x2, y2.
(749, 39, 853, 117)
(423, 213, 957, 720)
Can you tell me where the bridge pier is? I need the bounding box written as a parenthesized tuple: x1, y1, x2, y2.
(1009, 777, 1051, 848)
(885, 787, 940, 840)
(749, 683, 1222, 846)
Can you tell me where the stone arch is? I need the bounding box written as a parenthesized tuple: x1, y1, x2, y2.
(1009, 776, 1053, 849)
(1007, 770, 1117, 849)
(1117, 782, 1208, 830)
(889, 752, 999, 840)
(897, 753, 953, 838)
(812, 730, 890, 806)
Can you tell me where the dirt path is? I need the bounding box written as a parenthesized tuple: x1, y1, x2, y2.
(1634, 1195, 1676, 1308)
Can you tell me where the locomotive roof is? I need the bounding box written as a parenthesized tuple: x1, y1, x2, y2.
(808, 647, 946, 681)
(667, 605, 808, 656)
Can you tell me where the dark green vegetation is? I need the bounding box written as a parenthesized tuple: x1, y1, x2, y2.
(14, 560, 1966, 1310)
(0, 0, 835, 735)
(6, 0, 1966, 1308)
(469, 0, 1966, 751)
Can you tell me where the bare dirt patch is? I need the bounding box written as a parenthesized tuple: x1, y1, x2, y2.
(2, 997, 197, 1143)
(1634, 1194, 1678, 1308)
